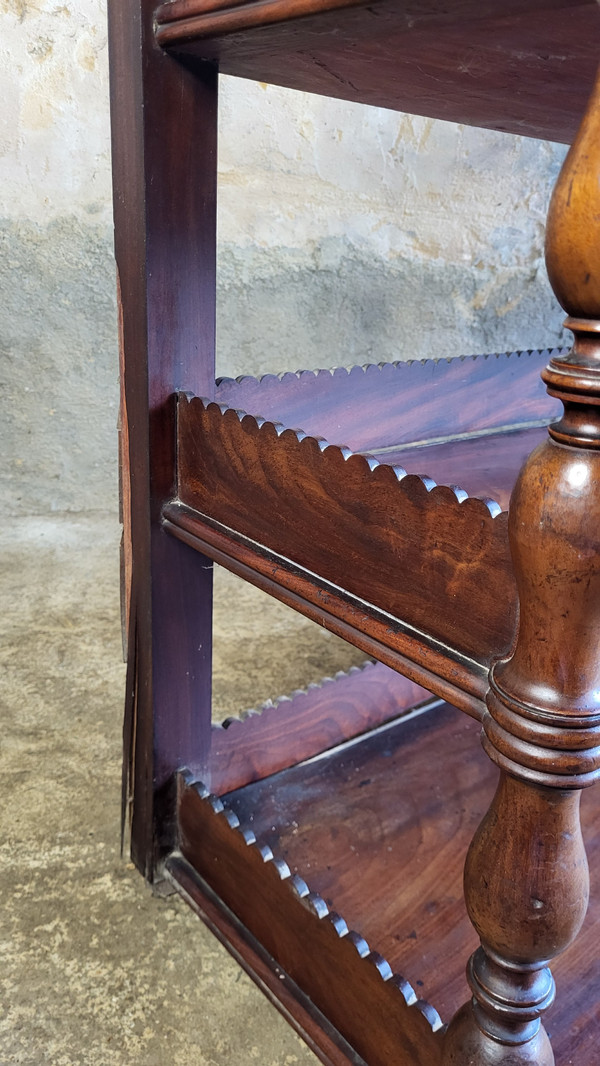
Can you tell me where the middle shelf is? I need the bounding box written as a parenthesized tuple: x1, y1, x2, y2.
(164, 349, 562, 715)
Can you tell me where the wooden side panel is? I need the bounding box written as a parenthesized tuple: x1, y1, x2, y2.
(208, 661, 433, 794)
(215, 352, 562, 454)
(177, 396, 518, 667)
(108, 0, 218, 875)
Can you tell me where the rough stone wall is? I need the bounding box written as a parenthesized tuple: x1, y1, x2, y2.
(2, 0, 568, 515)
(2, 0, 115, 515)
(216, 88, 568, 377)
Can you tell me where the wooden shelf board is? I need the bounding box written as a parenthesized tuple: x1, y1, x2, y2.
(379, 424, 547, 511)
(210, 352, 563, 507)
(175, 700, 600, 1064)
(224, 700, 486, 1023)
(154, 0, 600, 143)
(207, 660, 433, 794)
(214, 351, 561, 457)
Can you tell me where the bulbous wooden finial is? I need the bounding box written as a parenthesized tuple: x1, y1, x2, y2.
(545, 66, 600, 363)
(542, 66, 600, 447)
(546, 67, 600, 323)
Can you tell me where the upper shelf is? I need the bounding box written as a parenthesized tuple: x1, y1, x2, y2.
(154, 0, 600, 142)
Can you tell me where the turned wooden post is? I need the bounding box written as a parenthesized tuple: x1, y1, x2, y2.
(443, 69, 600, 1065)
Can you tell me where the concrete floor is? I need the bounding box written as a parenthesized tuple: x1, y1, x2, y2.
(0, 514, 367, 1065)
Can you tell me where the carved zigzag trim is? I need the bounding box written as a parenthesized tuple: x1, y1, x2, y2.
(184, 392, 506, 518)
(181, 770, 444, 1037)
(215, 347, 568, 391)
(219, 662, 369, 730)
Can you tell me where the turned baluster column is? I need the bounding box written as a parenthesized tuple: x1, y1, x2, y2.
(443, 69, 600, 1065)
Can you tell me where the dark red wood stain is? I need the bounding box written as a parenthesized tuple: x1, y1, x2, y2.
(208, 661, 432, 794)
(223, 701, 487, 1024)
(154, 0, 600, 143)
(110, 0, 600, 1058)
(215, 351, 561, 455)
(177, 392, 519, 666)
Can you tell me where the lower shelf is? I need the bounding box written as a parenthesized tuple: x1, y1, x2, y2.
(169, 699, 600, 1066)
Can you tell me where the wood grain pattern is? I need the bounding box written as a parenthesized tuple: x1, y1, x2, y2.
(381, 427, 547, 512)
(174, 702, 600, 1064)
(546, 66, 600, 321)
(164, 855, 365, 1066)
(154, 0, 600, 143)
(223, 701, 487, 1026)
(207, 661, 433, 794)
(215, 352, 562, 456)
(177, 395, 518, 666)
(177, 770, 445, 1066)
(443, 70, 600, 1064)
(108, 0, 218, 875)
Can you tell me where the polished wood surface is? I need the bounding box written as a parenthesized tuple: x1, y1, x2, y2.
(176, 789, 445, 1066)
(170, 352, 561, 717)
(215, 350, 561, 508)
(215, 350, 561, 456)
(223, 701, 485, 1028)
(176, 392, 519, 670)
(154, 0, 600, 143)
(380, 426, 548, 511)
(110, 0, 600, 1056)
(165, 855, 363, 1066)
(207, 661, 431, 794)
(174, 700, 600, 1064)
(108, 0, 218, 874)
(163, 500, 489, 719)
(546, 67, 600, 320)
(442, 67, 600, 1064)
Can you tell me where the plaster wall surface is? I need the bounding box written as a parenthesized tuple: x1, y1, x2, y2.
(1, 0, 569, 516)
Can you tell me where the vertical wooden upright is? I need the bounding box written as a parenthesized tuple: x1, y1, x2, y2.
(108, 1, 218, 878)
(443, 70, 600, 1066)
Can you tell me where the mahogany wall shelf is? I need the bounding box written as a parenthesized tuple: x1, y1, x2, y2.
(108, 2, 600, 1063)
